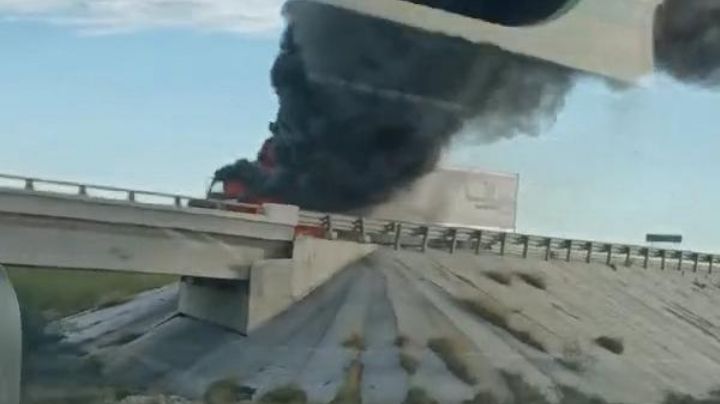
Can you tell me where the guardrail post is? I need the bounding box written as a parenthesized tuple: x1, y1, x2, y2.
(565, 240, 572, 262)
(448, 229, 458, 254)
(661, 250, 667, 270)
(585, 242, 593, 263)
(354, 218, 366, 243)
(625, 246, 632, 267)
(544, 238, 552, 261)
(522, 236, 530, 259)
(693, 253, 699, 273)
(24, 178, 34, 191)
(643, 248, 650, 269)
(420, 226, 430, 253)
(499, 233, 507, 256)
(474, 231, 483, 255)
(677, 252, 683, 271)
(709, 255, 714, 274)
(78, 185, 88, 196)
(128, 191, 136, 202)
(323, 215, 334, 240)
(605, 244, 613, 266)
(393, 223, 403, 250)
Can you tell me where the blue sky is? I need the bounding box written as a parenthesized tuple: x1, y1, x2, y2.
(1, 5, 719, 251)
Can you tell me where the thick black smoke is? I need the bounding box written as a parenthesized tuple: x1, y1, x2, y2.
(215, 1, 574, 212)
(656, 0, 720, 86)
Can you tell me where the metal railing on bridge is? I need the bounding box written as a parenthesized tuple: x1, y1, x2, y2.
(299, 211, 718, 274)
(1, 173, 716, 274)
(0, 173, 261, 213)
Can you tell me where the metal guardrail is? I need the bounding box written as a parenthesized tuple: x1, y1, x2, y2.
(299, 211, 719, 274)
(1, 173, 716, 274)
(0, 173, 262, 213)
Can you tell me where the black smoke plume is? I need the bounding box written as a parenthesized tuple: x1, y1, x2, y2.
(215, 1, 574, 212)
(656, 0, 720, 86)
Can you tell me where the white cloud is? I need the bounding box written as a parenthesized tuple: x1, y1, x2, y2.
(0, 0, 285, 34)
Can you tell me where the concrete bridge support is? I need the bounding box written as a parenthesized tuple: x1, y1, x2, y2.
(179, 237, 377, 334)
(0, 265, 21, 404)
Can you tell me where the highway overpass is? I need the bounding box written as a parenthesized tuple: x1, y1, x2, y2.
(2, 172, 720, 404)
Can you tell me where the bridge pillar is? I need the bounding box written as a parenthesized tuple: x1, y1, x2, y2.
(179, 237, 377, 334)
(178, 258, 295, 334)
(0, 265, 21, 404)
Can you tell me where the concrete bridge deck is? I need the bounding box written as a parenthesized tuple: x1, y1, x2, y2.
(0, 177, 297, 279)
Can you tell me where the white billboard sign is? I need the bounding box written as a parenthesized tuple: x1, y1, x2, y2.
(367, 167, 519, 232)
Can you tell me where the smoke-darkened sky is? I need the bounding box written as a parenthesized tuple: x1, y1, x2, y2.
(1, 2, 720, 250)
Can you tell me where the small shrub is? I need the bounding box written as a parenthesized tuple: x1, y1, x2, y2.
(459, 298, 509, 329)
(399, 352, 420, 375)
(594, 336, 624, 355)
(404, 387, 438, 404)
(459, 298, 545, 352)
(342, 333, 365, 352)
(259, 384, 307, 404)
(395, 335, 410, 348)
(462, 391, 501, 404)
(512, 329, 547, 353)
(558, 340, 587, 372)
(484, 271, 513, 286)
(330, 360, 363, 404)
(427, 338, 476, 385)
(515, 272, 547, 290)
(501, 372, 550, 404)
(205, 378, 256, 404)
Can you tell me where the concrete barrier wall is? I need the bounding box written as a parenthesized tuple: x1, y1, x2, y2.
(290, 237, 378, 301)
(0, 265, 21, 404)
(181, 237, 377, 333)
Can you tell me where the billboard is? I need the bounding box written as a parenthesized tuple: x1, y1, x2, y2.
(366, 167, 519, 231)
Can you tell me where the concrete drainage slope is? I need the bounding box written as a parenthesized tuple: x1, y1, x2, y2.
(30, 248, 720, 404)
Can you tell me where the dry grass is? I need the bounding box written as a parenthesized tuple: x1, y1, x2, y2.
(427, 338, 476, 385)
(459, 298, 546, 352)
(205, 379, 256, 404)
(483, 271, 513, 286)
(330, 360, 363, 404)
(399, 352, 420, 375)
(342, 333, 366, 352)
(514, 272, 547, 290)
(459, 297, 510, 330)
(594, 336, 624, 355)
(7, 267, 175, 318)
(403, 387, 438, 404)
(511, 329, 547, 353)
(259, 384, 307, 404)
